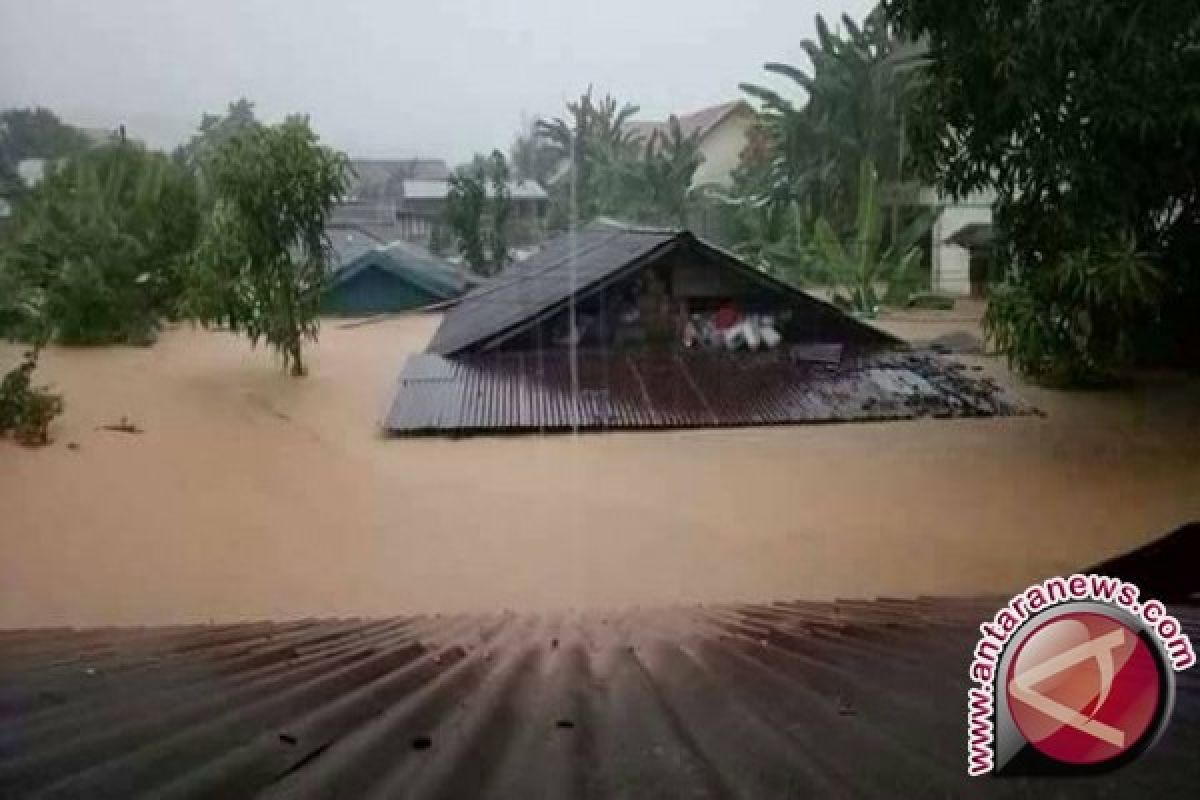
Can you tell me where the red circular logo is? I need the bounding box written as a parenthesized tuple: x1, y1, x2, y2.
(1005, 611, 1163, 765)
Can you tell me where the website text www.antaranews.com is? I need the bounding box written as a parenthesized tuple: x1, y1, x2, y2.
(966, 574, 1196, 776)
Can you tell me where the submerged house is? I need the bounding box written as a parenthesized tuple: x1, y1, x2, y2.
(385, 222, 1025, 436)
(322, 236, 472, 316)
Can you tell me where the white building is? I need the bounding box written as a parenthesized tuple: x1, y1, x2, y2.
(920, 187, 996, 296)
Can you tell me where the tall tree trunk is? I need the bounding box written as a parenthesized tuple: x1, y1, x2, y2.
(290, 342, 306, 376)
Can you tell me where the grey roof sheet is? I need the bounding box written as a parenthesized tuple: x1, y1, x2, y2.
(2, 595, 1196, 798)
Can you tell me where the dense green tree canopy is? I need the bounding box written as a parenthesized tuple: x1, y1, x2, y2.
(886, 0, 1200, 377)
(727, 7, 925, 287)
(739, 8, 922, 236)
(0, 108, 91, 196)
(2, 143, 201, 344)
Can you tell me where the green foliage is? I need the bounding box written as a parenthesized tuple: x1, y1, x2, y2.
(0, 348, 63, 447)
(3, 143, 201, 344)
(532, 88, 709, 230)
(0, 107, 91, 196)
(738, 7, 924, 242)
(886, 0, 1200, 377)
(635, 116, 705, 227)
(177, 98, 260, 176)
(510, 120, 561, 186)
(811, 158, 935, 314)
(719, 193, 820, 285)
(0, 259, 47, 341)
(446, 169, 487, 271)
(984, 241, 1163, 385)
(487, 151, 512, 271)
(536, 88, 643, 225)
(428, 221, 450, 257)
(186, 117, 348, 376)
(445, 151, 513, 276)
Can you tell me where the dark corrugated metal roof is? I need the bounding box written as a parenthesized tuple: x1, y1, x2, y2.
(385, 349, 1029, 436)
(425, 222, 900, 357)
(2, 596, 1196, 798)
(426, 225, 677, 356)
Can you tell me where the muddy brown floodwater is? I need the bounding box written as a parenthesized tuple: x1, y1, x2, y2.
(2, 307, 1199, 627)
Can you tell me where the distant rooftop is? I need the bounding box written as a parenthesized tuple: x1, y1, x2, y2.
(625, 100, 753, 144)
(402, 179, 547, 201)
(345, 158, 450, 202)
(326, 223, 384, 269)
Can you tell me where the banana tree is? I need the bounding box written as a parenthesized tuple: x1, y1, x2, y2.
(738, 7, 928, 238)
(638, 115, 705, 227)
(812, 157, 935, 315)
(535, 87, 640, 221)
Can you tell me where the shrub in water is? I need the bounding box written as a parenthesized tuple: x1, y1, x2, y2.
(0, 349, 64, 447)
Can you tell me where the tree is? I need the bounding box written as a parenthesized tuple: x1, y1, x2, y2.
(445, 168, 487, 272)
(885, 0, 1200, 379)
(0, 108, 91, 196)
(3, 143, 201, 344)
(487, 151, 512, 271)
(739, 8, 924, 239)
(811, 157, 935, 314)
(187, 117, 348, 376)
(637, 116, 705, 227)
(445, 150, 514, 276)
(536, 88, 641, 223)
(510, 119, 560, 186)
(178, 98, 260, 174)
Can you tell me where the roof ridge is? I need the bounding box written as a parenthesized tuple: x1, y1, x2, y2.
(456, 228, 632, 306)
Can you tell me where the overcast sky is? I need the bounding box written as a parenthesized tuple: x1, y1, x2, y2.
(1, 0, 874, 164)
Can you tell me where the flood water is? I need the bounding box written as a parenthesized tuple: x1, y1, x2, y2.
(2, 310, 1198, 626)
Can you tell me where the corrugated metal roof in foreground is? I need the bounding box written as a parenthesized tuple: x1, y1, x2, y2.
(385, 348, 1030, 436)
(2, 598, 1197, 799)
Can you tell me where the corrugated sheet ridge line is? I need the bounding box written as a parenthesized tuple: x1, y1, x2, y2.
(3, 600, 1199, 798)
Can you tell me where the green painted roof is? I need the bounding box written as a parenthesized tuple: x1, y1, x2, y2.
(328, 240, 469, 302)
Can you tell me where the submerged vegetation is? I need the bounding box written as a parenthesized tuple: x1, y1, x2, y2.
(1, 102, 347, 380)
(0, 348, 62, 446)
(2, 142, 200, 345)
